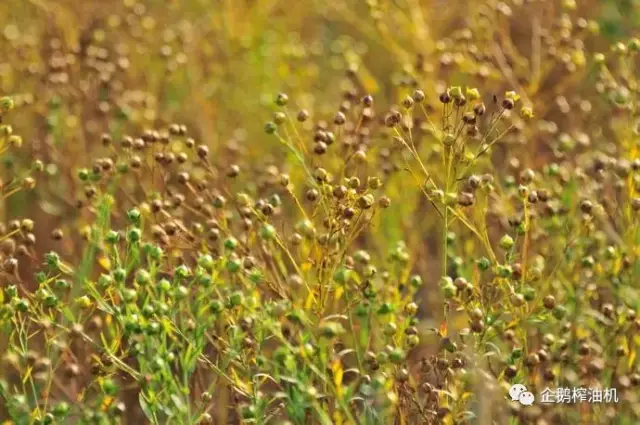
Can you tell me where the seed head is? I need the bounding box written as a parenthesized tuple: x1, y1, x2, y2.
(502, 98, 515, 110)
(412, 89, 425, 103)
(357, 194, 374, 209)
(227, 164, 240, 178)
(499, 234, 514, 250)
(196, 145, 209, 159)
(473, 102, 486, 116)
(378, 196, 391, 208)
(0, 96, 15, 113)
(275, 93, 288, 107)
(297, 109, 309, 122)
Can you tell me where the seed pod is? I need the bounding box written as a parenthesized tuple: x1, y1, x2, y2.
(297, 110, 309, 122)
(313, 142, 327, 155)
(378, 196, 391, 208)
(543, 295, 556, 309)
(275, 93, 288, 106)
(462, 112, 476, 125)
(357, 194, 374, 209)
(502, 98, 515, 110)
(473, 102, 486, 116)
(51, 229, 63, 240)
(196, 145, 209, 159)
(412, 90, 425, 103)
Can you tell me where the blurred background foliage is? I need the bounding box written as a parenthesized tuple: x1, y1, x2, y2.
(0, 0, 637, 340)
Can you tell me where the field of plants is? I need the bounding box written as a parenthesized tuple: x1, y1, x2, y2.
(0, 0, 639, 424)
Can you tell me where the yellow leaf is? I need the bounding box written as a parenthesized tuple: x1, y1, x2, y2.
(101, 396, 114, 411)
(333, 411, 344, 425)
(231, 368, 251, 393)
(22, 367, 33, 384)
(628, 347, 636, 370)
(332, 360, 343, 391)
(304, 291, 315, 310)
(98, 256, 111, 271)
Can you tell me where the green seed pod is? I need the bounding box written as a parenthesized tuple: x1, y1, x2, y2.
(122, 288, 137, 302)
(224, 237, 239, 250)
(127, 208, 141, 224)
(209, 300, 224, 314)
(198, 254, 215, 270)
(319, 321, 345, 338)
(148, 245, 164, 261)
(158, 279, 171, 292)
(228, 291, 244, 307)
(54, 279, 70, 290)
(522, 286, 536, 301)
(174, 285, 189, 300)
(441, 283, 456, 298)
(409, 275, 423, 287)
(135, 269, 151, 285)
(5, 285, 18, 298)
(14, 298, 29, 312)
(442, 133, 456, 147)
(0, 96, 15, 113)
(226, 258, 241, 273)
(249, 269, 263, 284)
(52, 402, 70, 417)
(450, 86, 463, 100)
(355, 303, 369, 317)
(499, 234, 514, 250)
(383, 322, 397, 336)
(75, 295, 92, 309)
(260, 224, 276, 240)
(113, 268, 127, 283)
(552, 305, 567, 319)
(126, 228, 141, 244)
(333, 267, 352, 284)
(175, 264, 191, 278)
(388, 347, 405, 364)
(101, 377, 118, 396)
(264, 121, 277, 134)
(377, 302, 394, 315)
(466, 87, 481, 101)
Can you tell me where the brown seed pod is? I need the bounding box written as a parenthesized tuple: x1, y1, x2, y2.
(51, 229, 63, 240)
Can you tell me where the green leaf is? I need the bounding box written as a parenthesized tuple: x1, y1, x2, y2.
(171, 393, 187, 413)
(313, 402, 334, 425)
(139, 393, 154, 422)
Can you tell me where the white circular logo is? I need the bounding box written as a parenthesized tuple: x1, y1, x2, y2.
(509, 384, 535, 406)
